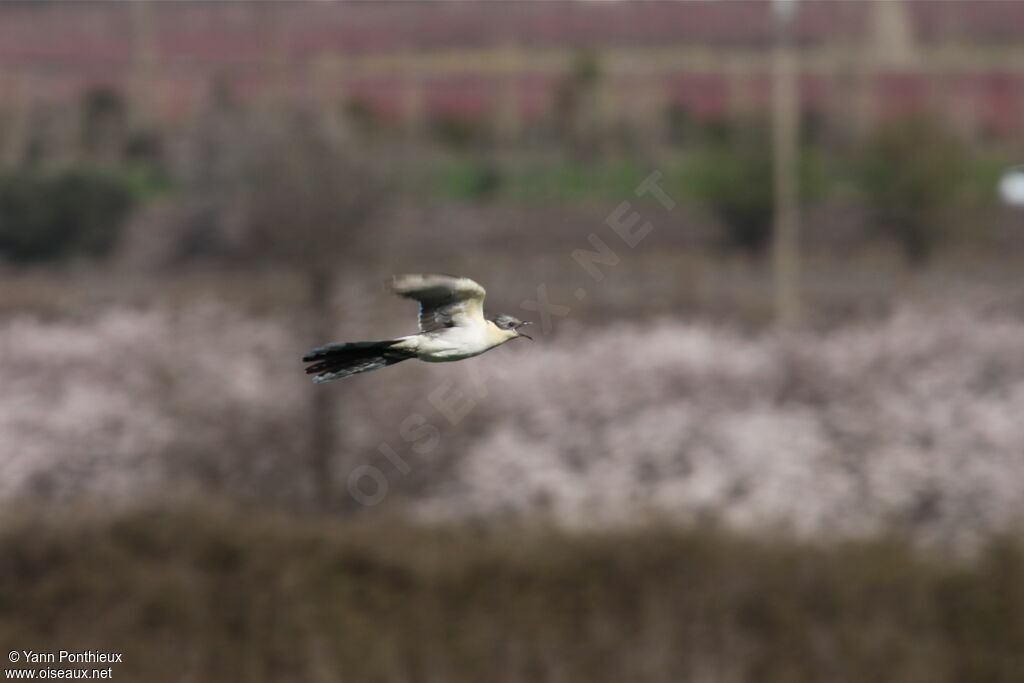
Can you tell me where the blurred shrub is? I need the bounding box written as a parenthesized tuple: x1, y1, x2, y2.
(77, 87, 167, 173)
(694, 124, 822, 256)
(553, 49, 604, 159)
(664, 102, 694, 147)
(123, 130, 167, 169)
(0, 168, 140, 264)
(439, 159, 700, 204)
(344, 97, 394, 139)
(696, 133, 775, 254)
(667, 111, 751, 149)
(858, 117, 968, 266)
(430, 113, 487, 151)
(439, 159, 503, 200)
(79, 87, 128, 163)
(240, 115, 389, 269)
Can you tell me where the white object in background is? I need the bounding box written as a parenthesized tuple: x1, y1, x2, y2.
(998, 166, 1024, 207)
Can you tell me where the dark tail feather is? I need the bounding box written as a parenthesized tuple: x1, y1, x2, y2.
(303, 340, 413, 383)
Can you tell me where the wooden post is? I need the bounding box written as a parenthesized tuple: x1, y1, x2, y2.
(307, 266, 338, 512)
(771, 0, 802, 326)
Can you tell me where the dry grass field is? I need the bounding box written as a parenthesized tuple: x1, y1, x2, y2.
(2, 506, 1023, 683)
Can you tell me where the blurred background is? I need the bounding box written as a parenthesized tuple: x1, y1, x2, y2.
(2, 1, 1024, 680)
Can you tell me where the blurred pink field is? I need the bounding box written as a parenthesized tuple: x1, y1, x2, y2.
(3, 297, 1023, 550)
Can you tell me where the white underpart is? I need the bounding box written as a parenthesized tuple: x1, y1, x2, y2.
(394, 321, 513, 362)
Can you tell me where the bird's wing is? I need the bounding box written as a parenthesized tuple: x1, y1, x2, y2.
(391, 274, 487, 332)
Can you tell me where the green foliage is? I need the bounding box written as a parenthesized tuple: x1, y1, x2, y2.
(693, 125, 823, 256)
(0, 168, 140, 264)
(2, 509, 1023, 682)
(697, 134, 776, 254)
(439, 159, 503, 200)
(568, 49, 601, 86)
(858, 117, 968, 266)
(431, 113, 487, 151)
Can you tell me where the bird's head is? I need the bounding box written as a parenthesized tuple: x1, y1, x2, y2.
(491, 314, 533, 341)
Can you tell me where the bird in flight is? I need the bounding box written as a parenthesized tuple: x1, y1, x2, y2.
(303, 274, 532, 383)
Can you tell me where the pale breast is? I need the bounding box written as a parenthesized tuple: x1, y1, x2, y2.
(415, 326, 496, 363)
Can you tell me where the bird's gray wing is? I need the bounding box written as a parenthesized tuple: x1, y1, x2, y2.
(390, 274, 487, 332)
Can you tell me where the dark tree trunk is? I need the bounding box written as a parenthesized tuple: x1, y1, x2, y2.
(307, 266, 337, 512)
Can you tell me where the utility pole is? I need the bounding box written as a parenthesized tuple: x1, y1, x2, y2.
(771, 0, 801, 325)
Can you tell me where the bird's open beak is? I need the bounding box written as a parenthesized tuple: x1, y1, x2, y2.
(517, 322, 533, 341)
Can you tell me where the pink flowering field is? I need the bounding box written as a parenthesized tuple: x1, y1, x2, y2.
(2, 300, 1023, 549)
